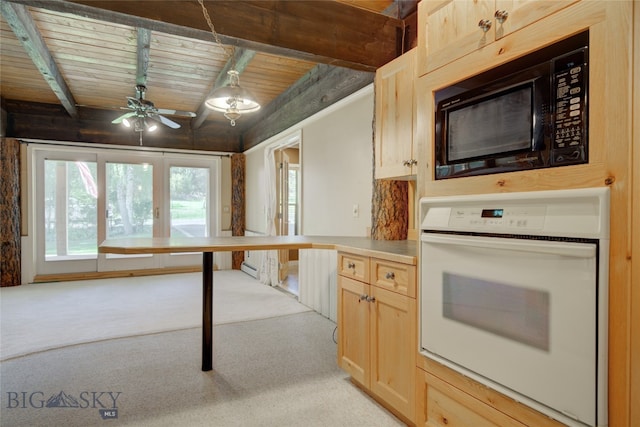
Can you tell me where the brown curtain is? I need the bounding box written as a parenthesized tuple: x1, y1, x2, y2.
(0, 138, 22, 286)
(231, 153, 245, 269)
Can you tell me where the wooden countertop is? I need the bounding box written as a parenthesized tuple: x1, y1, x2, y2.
(99, 235, 418, 265)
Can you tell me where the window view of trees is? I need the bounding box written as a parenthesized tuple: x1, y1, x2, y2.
(170, 166, 209, 238)
(42, 158, 212, 263)
(44, 160, 98, 257)
(106, 163, 153, 239)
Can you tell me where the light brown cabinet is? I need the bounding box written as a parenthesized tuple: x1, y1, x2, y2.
(417, 0, 580, 76)
(414, 1, 636, 425)
(374, 49, 417, 179)
(415, 360, 565, 427)
(337, 251, 416, 424)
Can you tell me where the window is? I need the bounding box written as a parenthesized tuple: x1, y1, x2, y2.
(33, 145, 219, 276)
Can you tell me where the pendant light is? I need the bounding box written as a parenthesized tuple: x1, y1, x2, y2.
(198, 0, 260, 126)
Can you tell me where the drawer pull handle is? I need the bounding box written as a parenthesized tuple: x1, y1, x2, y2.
(478, 19, 492, 33)
(385, 272, 395, 280)
(347, 262, 356, 269)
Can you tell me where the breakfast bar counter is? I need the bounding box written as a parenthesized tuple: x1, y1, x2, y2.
(99, 235, 417, 371)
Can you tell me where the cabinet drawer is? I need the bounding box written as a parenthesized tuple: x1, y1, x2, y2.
(371, 258, 416, 298)
(338, 252, 369, 282)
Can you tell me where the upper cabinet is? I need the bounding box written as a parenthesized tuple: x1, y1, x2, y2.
(417, 0, 580, 76)
(374, 48, 417, 179)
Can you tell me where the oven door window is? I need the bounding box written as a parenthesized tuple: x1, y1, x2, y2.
(420, 233, 598, 426)
(443, 272, 550, 351)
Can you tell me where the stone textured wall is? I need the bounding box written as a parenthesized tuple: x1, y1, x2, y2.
(1, 138, 21, 286)
(231, 154, 245, 269)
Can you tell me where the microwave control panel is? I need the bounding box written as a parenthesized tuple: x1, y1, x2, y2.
(552, 49, 588, 164)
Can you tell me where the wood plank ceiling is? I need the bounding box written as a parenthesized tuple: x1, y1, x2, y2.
(1, 0, 417, 152)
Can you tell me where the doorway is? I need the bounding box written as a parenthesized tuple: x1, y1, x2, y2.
(274, 144, 301, 296)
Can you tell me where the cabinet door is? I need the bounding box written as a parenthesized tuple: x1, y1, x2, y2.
(337, 276, 370, 388)
(419, 0, 494, 75)
(415, 368, 528, 427)
(369, 286, 416, 422)
(494, 0, 580, 40)
(374, 49, 416, 179)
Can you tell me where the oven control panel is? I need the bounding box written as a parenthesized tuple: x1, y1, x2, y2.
(441, 206, 547, 231)
(423, 205, 547, 233)
(420, 188, 609, 240)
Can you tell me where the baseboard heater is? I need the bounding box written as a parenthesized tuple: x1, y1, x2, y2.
(240, 262, 259, 279)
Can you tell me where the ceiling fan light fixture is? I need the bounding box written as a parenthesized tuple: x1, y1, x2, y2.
(146, 122, 158, 132)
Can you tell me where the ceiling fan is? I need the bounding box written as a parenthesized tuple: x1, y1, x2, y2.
(112, 84, 196, 132)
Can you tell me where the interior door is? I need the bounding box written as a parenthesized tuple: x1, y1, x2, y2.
(275, 150, 289, 282)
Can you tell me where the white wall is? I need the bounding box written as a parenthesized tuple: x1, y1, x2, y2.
(245, 84, 374, 236)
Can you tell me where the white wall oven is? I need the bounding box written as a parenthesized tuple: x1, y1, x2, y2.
(419, 188, 609, 427)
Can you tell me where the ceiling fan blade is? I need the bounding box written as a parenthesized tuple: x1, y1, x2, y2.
(156, 108, 196, 118)
(112, 111, 137, 124)
(150, 114, 181, 129)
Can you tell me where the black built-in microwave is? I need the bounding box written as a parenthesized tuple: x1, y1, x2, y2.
(434, 31, 589, 180)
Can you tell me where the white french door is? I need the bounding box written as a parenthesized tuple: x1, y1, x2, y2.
(162, 157, 217, 268)
(33, 145, 219, 276)
(36, 151, 99, 275)
(98, 154, 160, 271)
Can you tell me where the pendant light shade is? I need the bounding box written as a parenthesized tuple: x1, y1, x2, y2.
(204, 70, 260, 126)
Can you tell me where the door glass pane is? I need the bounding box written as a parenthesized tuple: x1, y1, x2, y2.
(169, 166, 209, 237)
(44, 160, 98, 259)
(288, 168, 298, 235)
(106, 162, 153, 239)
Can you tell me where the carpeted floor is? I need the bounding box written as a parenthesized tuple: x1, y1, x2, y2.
(0, 270, 311, 361)
(0, 312, 404, 426)
(0, 271, 405, 426)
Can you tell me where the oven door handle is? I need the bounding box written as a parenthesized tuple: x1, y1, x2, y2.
(421, 234, 596, 258)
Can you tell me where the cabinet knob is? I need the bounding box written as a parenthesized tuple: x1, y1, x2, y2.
(366, 296, 376, 303)
(494, 10, 509, 24)
(478, 19, 492, 33)
(360, 294, 368, 301)
(385, 272, 395, 280)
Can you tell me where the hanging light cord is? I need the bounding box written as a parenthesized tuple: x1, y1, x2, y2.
(197, 0, 235, 63)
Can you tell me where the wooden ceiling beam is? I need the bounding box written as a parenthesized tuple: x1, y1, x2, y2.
(192, 48, 256, 130)
(3, 100, 242, 152)
(136, 28, 151, 87)
(383, 0, 419, 19)
(0, 2, 78, 118)
(242, 65, 374, 150)
(11, 0, 401, 71)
